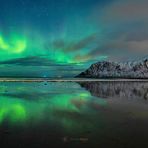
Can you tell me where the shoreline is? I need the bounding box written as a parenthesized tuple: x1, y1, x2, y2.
(0, 78, 148, 82)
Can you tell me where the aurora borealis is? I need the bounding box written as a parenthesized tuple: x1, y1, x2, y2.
(0, 0, 148, 77)
(1, 1, 148, 146)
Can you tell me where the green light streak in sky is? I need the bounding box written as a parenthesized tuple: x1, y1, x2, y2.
(0, 36, 9, 49)
(0, 32, 77, 63)
(0, 28, 107, 65)
(0, 34, 27, 54)
(0, 98, 26, 123)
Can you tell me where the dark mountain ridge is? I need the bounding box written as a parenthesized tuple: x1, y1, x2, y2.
(76, 58, 148, 78)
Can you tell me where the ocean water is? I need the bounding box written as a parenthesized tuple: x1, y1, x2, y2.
(0, 81, 148, 148)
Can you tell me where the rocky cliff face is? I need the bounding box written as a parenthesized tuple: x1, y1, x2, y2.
(76, 59, 148, 78)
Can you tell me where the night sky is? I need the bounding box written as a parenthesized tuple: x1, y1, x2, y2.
(0, 0, 148, 78)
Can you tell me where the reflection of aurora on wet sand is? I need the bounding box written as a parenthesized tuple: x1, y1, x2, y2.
(0, 82, 107, 133)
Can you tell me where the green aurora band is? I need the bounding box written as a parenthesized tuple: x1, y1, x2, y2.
(0, 29, 107, 64)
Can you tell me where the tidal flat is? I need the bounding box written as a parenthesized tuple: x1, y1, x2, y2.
(0, 80, 148, 148)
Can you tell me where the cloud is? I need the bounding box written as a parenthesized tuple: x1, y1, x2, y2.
(52, 40, 66, 49)
(101, 0, 148, 23)
(0, 56, 75, 66)
(89, 0, 148, 61)
(50, 33, 97, 52)
(73, 54, 92, 62)
(64, 34, 97, 52)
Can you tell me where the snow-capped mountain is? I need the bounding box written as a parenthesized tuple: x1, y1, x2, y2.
(76, 58, 148, 78)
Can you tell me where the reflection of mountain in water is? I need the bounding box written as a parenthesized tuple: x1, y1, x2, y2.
(78, 81, 148, 100)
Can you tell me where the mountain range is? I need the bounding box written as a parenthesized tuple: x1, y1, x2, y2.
(76, 58, 148, 78)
